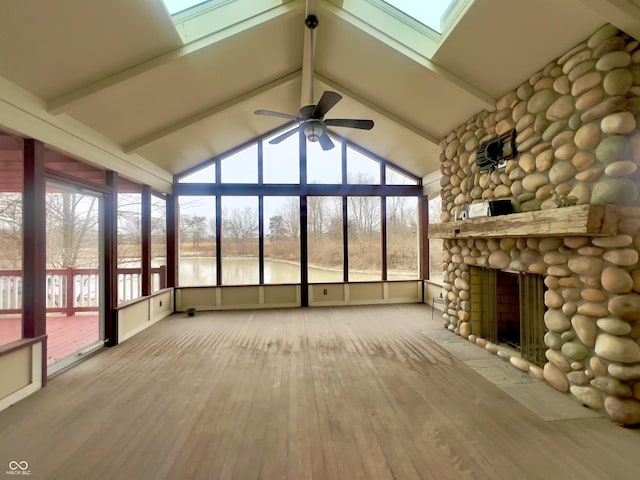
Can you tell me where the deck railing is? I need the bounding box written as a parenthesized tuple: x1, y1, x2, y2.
(0, 266, 166, 315)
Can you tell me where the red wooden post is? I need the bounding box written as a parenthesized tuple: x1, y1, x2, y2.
(66, 267, 74, 316)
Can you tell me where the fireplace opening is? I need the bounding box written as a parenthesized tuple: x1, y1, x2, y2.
(471, 267, 546, 366)
(497, 271, 520, 349)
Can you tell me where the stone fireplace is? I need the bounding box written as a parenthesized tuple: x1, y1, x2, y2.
(428, 24, 640, 425)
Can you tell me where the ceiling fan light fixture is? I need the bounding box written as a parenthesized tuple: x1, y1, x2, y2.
(304, 120, 323, 142)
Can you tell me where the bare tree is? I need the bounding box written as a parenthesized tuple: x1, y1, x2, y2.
(222, 206, 257, 255)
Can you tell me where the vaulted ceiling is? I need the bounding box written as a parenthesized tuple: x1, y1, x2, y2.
(0, 0, 637, 193)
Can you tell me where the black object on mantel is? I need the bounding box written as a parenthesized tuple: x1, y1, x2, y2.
(488, 199, 514, 216)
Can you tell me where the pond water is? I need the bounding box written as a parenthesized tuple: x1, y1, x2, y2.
(178, 257, 416, 285)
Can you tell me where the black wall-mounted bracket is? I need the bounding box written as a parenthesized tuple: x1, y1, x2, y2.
(476, 129, 518, 172)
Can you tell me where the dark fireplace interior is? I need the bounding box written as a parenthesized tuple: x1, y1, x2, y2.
(474, 266, 546, 366)
(496, 270, 520, 349)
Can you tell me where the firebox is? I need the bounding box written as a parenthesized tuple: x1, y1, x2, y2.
(471, 267, 547, 366)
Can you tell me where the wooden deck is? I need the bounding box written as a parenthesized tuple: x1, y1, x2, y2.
(0, 305, 638, 479)
(0, 313, 99, 365)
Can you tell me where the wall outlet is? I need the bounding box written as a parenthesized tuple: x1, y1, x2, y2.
(159, 300, 163, 307)
(323, 288, 328, 295)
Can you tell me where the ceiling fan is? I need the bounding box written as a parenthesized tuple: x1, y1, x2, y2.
(254, 14, 374, 151)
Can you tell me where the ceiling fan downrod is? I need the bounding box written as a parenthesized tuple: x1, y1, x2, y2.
(305, 14, 319, 106)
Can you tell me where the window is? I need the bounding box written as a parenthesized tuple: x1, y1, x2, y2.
(178, 163, 215, 183)
(176, 131, 422, 290)
(117, 182, 142, 303)
(221, 145, 258, 184)
(428, 194, 444, 284)
(382, 0, 457, 33)
(151, 194, 167, 292)
(221, 196, 259, 285)
(264, 197, 300, 283)
(347, 146, 380, 184)
(179, 196, 216, 286)
(387, 196, 419, 279)
(307, 139, 342, 184)
(348, 196, 381, 281)
(386, 166, 418, 185)
(308, 196, 343, 282)
(0, 159, 23, 345)
(263, 133, 299, 184)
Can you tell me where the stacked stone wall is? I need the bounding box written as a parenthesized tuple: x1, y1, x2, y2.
(438, 24, 640, 425)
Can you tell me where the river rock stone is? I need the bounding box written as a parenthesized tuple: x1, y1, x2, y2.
(527, 89, 556, 114)
(597, 317, 632, 336)
(510, 356, 530, 372)
(574, 122, 600, 150)
(549, 161, 576, 185)
(570, 385, 604, 409)
(542, 120, 568, 142)
(544, 362, 569, 392)
(593, 36, 625, 59)
(553, 143, 576, 160)
(608, 294, 640, 321)
(577, 302, 609, 317)
(601, 112, 636, 135)
(591, 376, 632, 397)
(603, 249, 639, 266)
(572, 71, 602, 96)
(488, 250, 510, 269)
(575, 87, 604, 112)
(595, 333, 640, 363)
(567, 371, 589, 385)
(581, 288, 608, 303)
(608, 362, 640, 381)
(604, 161, 638, 177)
(522, 173, 548, 192)
(604, 396, 640, 425)
(591, 179, 639, 205)
(572, 315, 597, 347)
(545, 310, 571, 333)
(568, 256, 603, 276)
(596, 51, 631, 71)
(575, 167, 603, 183)
(547, 95, 574, 121)
(544, 289, 564, 309)
(562, 341, 589, 361)
(572, 151, 596, 170)
(568, 60, 596, 82)
(544, 332, 563, 350)
(590, 356, 608, 376)
(563, 49, 592, 74)
(601, 267, 633, 293)
(587, 24, 619, 49)
(552, 75, 570, 95)
(517, 82, 533, 100)
(595, 135, 630, 163)
(604, 68, 633, 96)
(581, 96, 628, 123)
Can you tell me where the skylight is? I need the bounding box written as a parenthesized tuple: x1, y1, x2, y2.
(382, 0, 456, 33)
(162, 0, 208, 15)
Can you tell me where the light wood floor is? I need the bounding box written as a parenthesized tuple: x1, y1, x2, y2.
(0, 305, 638, 479)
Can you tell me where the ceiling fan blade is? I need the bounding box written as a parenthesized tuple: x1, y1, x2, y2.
(325, 119, 374, 130)
(254, 109, 300, 121)
(318, 131, 334, 151)
(313, 91, 342, 118)
(269, 127, 300, 145)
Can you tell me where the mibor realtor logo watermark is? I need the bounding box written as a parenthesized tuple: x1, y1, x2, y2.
(5, 461, 31, 476)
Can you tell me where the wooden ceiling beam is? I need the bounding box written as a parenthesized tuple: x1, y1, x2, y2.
(47, 1, 304, 115)
(123, 70, 301, 153)
(576, 0, 640, 40)
(316, 73, 441, 145)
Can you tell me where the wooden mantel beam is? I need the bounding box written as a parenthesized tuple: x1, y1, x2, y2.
(427, 204, 635, 239)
